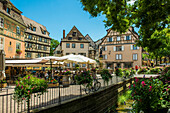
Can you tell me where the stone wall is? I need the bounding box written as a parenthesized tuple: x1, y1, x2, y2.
(33, 78, 133, 113)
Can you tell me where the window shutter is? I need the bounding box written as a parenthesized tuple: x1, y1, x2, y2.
(105, 55, 107, 59)
(119, 54, 122, 59)
(137, 46, 139, 49)
(131, 45, 133, 50)
(105, 46, 107, 51)
(124, 36, 126, 40)
(114, 46, 116, 51)
(122, 46, 124, 51)
(116, 54, 118, 60)
(112, 37, 113, 42)
(129, 35, 131, 40)
(136, 54, 138, 60)
(107, 37, 109, 42)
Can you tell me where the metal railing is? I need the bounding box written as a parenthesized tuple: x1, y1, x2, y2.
(0, 76, 126, 113)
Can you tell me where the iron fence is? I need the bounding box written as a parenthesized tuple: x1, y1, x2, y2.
(0, 76, 125, 113)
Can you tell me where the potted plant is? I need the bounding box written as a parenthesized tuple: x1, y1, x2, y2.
(48, 78, 59, 88)
(0, 80, 7, 88)
(123, 69, 130, 79)
(100, 69, 112, 86)
(63, 69, 71, 87)
(130, 68, 136, 77)
(16, 49, 22, 54)
(64, 69, 71, 75)
(13, 75, 48, 111)
(115, 68, 123, 83)
(75, 70, 93, 87)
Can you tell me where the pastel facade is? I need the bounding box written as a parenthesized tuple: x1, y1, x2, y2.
(0, 0, 26, 59)
(99, 27, 142, 69)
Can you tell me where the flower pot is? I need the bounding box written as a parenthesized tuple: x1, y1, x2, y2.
(0, 83, 7, 88)
(62, 75, 70, 87)
(48, 83, 59, 88)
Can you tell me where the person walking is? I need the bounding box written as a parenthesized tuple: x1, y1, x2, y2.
(135, 65, 138, 74)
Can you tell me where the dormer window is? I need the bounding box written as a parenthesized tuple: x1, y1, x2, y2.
(6, 8, 10, 14)
(29, 26, 32, 30)
(72, 32, 76, 36)
(68, 37, 72, 40)
(33, 27, 36, 31)
(43, 31, 46, 34)
(78, 37, 82, 40)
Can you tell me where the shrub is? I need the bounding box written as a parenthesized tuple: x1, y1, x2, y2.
(48, 78, 58, 84)
(13, 75, 48, 102)
(129, 77, 169, 112)
(16, 49, 22, 54)
(137, 68, 148, 74)
(130, 68, 136, 76)
(75, 70, 93, 87)
(100, 69, 112, 84)
(123, 69, 130, 78)
(64, 69, 71, 75)
(115, 68, 123, 77)
(149, 68, 160, 74)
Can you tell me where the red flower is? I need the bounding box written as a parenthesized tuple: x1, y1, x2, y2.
(149, 86, 152, 92)
(133, 84, 135, 87)
(141, 81, 146, 87)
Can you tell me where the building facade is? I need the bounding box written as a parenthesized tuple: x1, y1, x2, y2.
(61, 26, 90, 56)
(22, 15, 51, 58)
(99, 27, 142, 69)
(0, 0, 26, 59)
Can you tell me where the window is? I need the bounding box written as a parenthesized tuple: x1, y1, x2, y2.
(72, 32, 76, 36)
(27, 53, 31, 58)
(28, 35, 32, 39)
(80, 44, 84, 48)
(82, 64, 86, 67)
(72, 43, 75, 48)
(0, 17, 4, 28)
(33, 27, 36, 31)
(44, 31, 46, 34)
(38, 53, 41, 57)
(43, 53, 46, 57)
(38, 45, 41, 50)
(73, 63, 75, 67)
(6, 8, 10, 14)
(78, 53, 86, 56)
(107, 37, 113, 42)
(9, 41, 11, 45)
(125, 35, 131, 40)
(66, 43, 70, 48)
(66, 53, 70, 55)
(116, 46, 124, 51)
(44, 46, 47, 51)
(133, 54, 138, 60)
(116, 54, 122, 60)
(103, 55, 107, 60)
(131, 45, 139, 50)
(44, 39, 47, 43)
(39, 37, 42, 42)
(68, 37, 72, 40)
(117, 36, 121, 41)
(16, 42, 21, 50)
(16, 26, 20, 35)
(29, 43, 32, 48)
(29, 26, 32, 30)
(66, 63, 70, 67)
(72, 53, 75, 55)
(78, 37, 82, 40)
(103, 46, 107, 51)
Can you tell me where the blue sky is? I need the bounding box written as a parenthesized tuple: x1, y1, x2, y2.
(10, 0, 108, 42)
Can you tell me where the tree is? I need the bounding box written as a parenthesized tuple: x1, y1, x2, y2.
(80, 0, 169, 49)
(50, 39, 59, 56)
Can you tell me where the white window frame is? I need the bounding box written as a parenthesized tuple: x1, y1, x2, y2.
(116, 54, 122, 60)
(133, 54, 138, 60)
(117, 36, 121, 41)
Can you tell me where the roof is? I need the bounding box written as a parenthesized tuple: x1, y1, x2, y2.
(22, 15, 51, 39)
(85, 34, 95, 47)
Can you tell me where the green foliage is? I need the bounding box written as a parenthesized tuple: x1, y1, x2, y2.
(149, 68, 160, 74)
(75, 70, 93, 87)
(16, 49, 22, 54)
(13, 75, 48, 102)
(130, 77, 169, 112)
(130, 68, 136, 76)
(123, 69, 130, 78)
(75, 64, 80, 70)
(48, 78, 58, 84)
(50, 39, 59, 56)
(0, 79, 6, 83)
(64, 69, 71, 75)
(100, 69, 112, 83)
(158, 67, 170, 85)
(115, 68, 123, 77)
(118, 90, 132, 105)
(80, 0, 169, 50)
(137, 68, 148, 74)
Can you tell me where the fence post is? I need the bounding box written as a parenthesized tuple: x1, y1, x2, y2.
(80, 85, 82, 96)
(58, 83, 61, 104)
(27, 99, 30, 113)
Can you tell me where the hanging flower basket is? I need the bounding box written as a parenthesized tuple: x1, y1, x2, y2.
(16, 49, 22, 54)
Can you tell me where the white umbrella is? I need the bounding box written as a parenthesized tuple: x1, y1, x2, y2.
(76, 55, 96, 64)
(61, 54, 86, 63)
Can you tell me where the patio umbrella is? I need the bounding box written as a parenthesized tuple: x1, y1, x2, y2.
(34, 56, 67, 78)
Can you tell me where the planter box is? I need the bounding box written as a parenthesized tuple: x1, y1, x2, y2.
(48, 83, 59, 88)
(0, 83, 7, 88)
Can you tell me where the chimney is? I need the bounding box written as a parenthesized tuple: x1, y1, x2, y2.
(63, 30, 65, 39)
